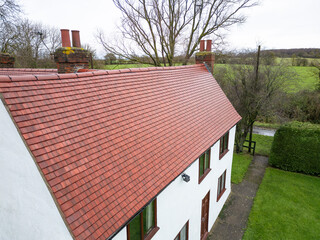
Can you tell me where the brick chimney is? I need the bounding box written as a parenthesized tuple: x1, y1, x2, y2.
(0, 53, 15, 68)
(195, 40, 215, 74)
(54, 29, 89, 73)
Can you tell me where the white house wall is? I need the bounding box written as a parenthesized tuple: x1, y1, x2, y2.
(0, 100, 73, 240)
(113, 126, 236, 240)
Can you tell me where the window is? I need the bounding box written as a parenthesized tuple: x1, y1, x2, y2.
(199, 148, 211, 183)
(219, 131, 229, 159)
(174, 221, 189, 240)
(217, 170, 226, 201)
(127, 199, 159, 240)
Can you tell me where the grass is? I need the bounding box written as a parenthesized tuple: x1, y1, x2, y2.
(246, 134, 274, 156)
(243, 168, 320, 240)
(287, 66, 319, 92)
(232, 134, 272, 185)
(254, 121, 281, 129)
(103, 62, 187, 70)
(231, 153, 253, 184)
(276, 57, 320, 66)
(103, 63, 154, 70)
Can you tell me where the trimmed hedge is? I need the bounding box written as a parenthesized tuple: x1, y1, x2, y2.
(269, 121, 320, 176)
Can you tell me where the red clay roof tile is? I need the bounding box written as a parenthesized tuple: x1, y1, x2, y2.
(0, 64, 240, 239)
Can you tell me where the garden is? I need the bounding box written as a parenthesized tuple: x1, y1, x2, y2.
(231, 121, 320, 239)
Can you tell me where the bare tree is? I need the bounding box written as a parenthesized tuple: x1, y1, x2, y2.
(214, 49, 297, 152)
(97, 0, 257, 66)
(8, 19, 60, 68)
(0, 0, 21, 53)
(0, 0, 20, 25)
(0, 22, 18, 52)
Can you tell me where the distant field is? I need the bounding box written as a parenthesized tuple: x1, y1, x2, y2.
(103, 62, 186, 70)
(288, 66, 319, 92)
(215, 64, 319, 93)
(103, 63, 154, 70)
(276, 57, 320, 65)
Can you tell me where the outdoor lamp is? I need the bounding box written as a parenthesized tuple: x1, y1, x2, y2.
(182, 173, 190, 182)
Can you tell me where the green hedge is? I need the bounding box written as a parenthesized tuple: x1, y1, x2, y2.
(269, 121, 320, 176)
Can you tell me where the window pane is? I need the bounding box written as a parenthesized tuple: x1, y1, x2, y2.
(218, 176, 221, 194)
(220, 138, 223, 154)
(221, 173, 225, 191)
(224, 134, 228, 150)
(199, 154, 205, 176)
(174, 236, 180, 240)
(204, 150, 210, 170)
(180, 224, 187, 240)
(143, 200, 155, 235)
(129, 214, 141, 240)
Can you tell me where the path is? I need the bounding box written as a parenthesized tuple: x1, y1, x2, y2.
(252, 127, 276, 136)
(207, 155, 269, 240)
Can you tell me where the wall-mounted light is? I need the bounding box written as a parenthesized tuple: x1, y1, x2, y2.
(182, 173, 190, 182)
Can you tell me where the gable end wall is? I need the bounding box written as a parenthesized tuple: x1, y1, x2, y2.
(0, 100, 73, 240)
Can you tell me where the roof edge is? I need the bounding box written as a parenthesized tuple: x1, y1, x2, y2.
(0, 64, 206, 82)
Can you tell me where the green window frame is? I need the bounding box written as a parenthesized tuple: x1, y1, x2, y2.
(199, 148, 211, 183)
(127, 199, 159, 240)
(219, 131, 229, 159)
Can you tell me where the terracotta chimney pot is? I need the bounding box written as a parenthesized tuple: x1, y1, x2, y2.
(206, 40, 212, 52)
(54, 29, 89, 73)
(61, 29, 71, 48)
(200, 40, 205, 52)
(195, 40, 215, 74)
(71, 30, 81, 48)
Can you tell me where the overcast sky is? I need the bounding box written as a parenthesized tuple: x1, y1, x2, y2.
(21, 0, 320, 57)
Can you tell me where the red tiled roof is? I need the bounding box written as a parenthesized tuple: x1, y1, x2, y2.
(0, 65, 241, 240)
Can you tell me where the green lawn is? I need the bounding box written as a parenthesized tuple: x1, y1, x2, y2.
(254, 121, 281, 129)
(243, 168, 320, 240)
(277, 57, 320, 65)
(232, 153, 253, 184)
(247, 134, 274, 156)
(103, 62, 187, 70)
(104, 63, 154, 70)
(287, 66, 319, 92)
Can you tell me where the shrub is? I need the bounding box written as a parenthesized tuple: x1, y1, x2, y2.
(269, 121, 320, 175)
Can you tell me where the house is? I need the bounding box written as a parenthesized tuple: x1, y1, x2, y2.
(0, 30, 241, 240)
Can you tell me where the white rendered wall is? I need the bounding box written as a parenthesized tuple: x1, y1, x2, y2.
(113, 126, 236, 240)
(0, 100, 73, 240)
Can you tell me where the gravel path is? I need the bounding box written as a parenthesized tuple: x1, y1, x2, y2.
(208, 155, 269, 240)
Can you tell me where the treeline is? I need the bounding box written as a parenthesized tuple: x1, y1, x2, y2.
(263, 48, 320, 59)
(104, 53, 195, 66)
(1, 19, 61, 68)
(213, 50, 320, 152)
(214, 50, 320, 67)
(0, 0, 99, 69)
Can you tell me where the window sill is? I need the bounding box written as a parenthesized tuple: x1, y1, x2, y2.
(145, 226, 160, 240)
(199, 168, 211, 184)
(217, 188, 226, 202)
(219, 149, 229, 160)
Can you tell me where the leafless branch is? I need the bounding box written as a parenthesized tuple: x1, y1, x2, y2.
(97, 0, 258, 66)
